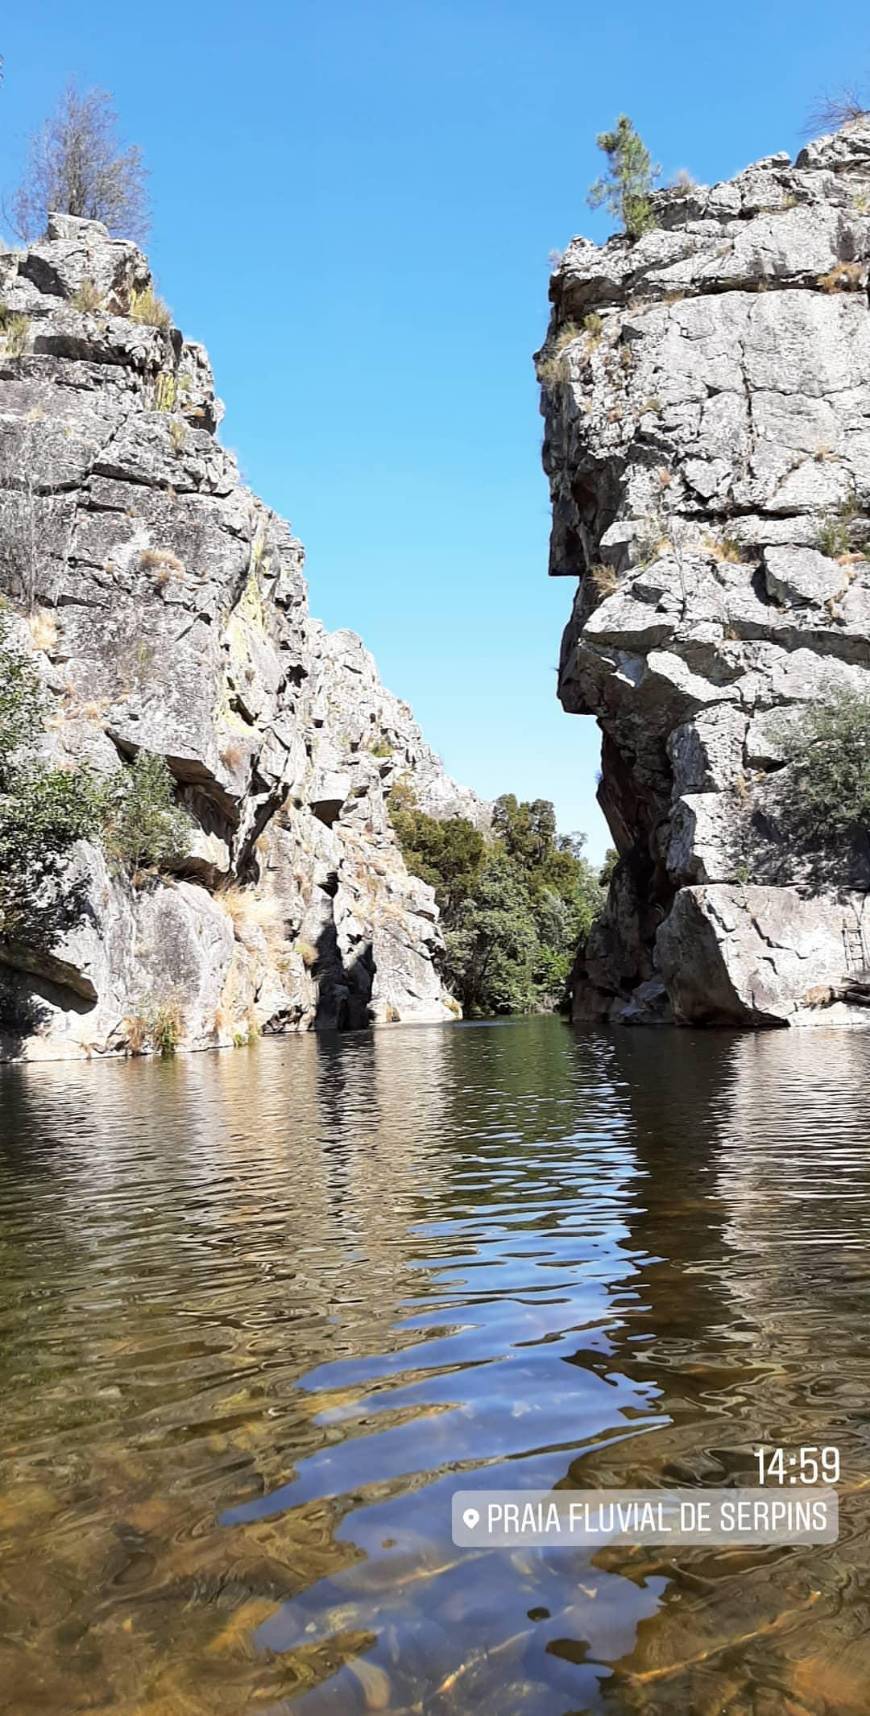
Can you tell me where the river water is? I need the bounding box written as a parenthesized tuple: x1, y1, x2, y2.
(1, 1016, 869, 1715)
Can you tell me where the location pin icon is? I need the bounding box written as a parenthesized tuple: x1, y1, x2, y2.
(462, 1506, 480, 1530)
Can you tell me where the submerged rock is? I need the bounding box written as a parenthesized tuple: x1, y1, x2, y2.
(0, 219, 483, 1059)
(539, 117, 870, 1027)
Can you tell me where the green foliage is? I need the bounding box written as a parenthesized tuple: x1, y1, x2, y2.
(492, 794, 557, 866)
(587, 115, 659, 240)
(391, 787, 603, 1016)
(151, 999, 183, 1057)
(0, 623, 44, 756)
(815, 512, 851, 559)
(814, 496, 870, 560)
(102, 751, 188, 873)
(0, 610, 103, 942)
(0, 616, 186, 967)
(599, 847, 619, 887)
(445, 851, 540, 1015)
(390, 804, 485, 916)
(778, 690, 870, 839)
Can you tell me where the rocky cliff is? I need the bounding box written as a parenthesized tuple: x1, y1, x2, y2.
(0, 214, 482, 1059)
(539, 118, 870, 1027)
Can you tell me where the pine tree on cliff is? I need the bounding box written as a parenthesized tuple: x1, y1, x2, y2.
(587, 115, 659, 240)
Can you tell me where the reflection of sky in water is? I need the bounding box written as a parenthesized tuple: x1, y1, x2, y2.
(217, 1029, 668, 1709)
(2, 1019, 870, 1714)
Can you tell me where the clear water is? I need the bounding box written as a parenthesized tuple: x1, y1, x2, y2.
(1, 1016, 869, 1714)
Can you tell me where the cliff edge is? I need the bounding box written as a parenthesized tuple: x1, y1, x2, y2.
(539, 118, 870, 1026)
(0, 214, 482, 1058)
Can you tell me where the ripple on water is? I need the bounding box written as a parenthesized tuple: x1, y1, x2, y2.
(1, 1018, 870, 1713)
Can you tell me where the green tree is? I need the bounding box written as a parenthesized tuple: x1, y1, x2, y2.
(102, 750, 188, 874)
(445, 853, 539, 1014)
(391, 785, 604, 1016)
(587, 115, 659, 240)
(0, 610, 103, 942)
(390, 803, 484, 919)
(492, 794, 557, 868)
(778, 690, 870, 840)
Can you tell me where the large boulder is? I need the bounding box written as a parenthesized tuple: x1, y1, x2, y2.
(656, 885, 870, 1026)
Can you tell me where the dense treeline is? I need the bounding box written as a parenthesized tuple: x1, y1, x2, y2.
(390, 785, 604, 1015)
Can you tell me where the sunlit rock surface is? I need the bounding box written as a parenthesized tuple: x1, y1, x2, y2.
(0, 213, 483, 1058)
(539, 119, 870, 1026)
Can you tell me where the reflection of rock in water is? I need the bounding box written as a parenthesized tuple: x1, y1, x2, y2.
(4, 1020, 870, 1714)
(0, 1031, 462, 1716)
(582, 1028, 870, 1716)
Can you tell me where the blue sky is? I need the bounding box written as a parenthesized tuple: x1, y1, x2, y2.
(2, 2, 866, 858)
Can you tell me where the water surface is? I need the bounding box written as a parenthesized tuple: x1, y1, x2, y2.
(2, 1017, 870, 1714)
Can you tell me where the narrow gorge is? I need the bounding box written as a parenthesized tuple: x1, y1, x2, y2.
(0, 214, 484, 1059)
(539, 117, 870, 1026)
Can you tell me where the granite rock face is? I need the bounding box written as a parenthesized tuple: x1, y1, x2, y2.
(538, 119, 870, 1027)
(0, 214, 481, 1059)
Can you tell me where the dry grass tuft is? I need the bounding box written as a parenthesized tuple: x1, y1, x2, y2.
(122, 1014, 148, 1054)
(536, 352, 567, 389)
(3, 313, 30, 357)
(139, 546, 184, 589)
(216, 886, 284, 937)
(129, 287, 172, 330)
(72, 279, 104, 313)
(297, 938, 319, 968)
(79, 698, 110, 721)
(817, 261, 865, 293)
(704, 533, 745, 564)
(588, 562, 619, 598)
(219, 740, 247, 771)
(27, 608, 58, 652)
(535, 318, 591, 390)
(553, 319, 583, 354)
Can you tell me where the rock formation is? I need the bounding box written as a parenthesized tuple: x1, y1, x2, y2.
(539, 118, 870, 1026)
(0, 214, 482, 1059)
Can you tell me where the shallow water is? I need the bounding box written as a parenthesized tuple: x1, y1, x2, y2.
(1, 1017, 870, 1714)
